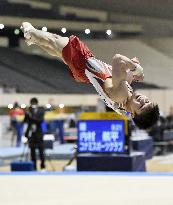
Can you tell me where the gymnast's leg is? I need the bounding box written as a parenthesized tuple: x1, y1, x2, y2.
(21, 22, 69, 58)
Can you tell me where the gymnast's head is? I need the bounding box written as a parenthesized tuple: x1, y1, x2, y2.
(126, 92, 160, 129)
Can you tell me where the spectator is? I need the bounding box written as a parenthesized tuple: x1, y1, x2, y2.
(9, 102, 24, 146)
(24, 98, 46, 171)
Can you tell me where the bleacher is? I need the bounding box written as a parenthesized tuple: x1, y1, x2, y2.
(1, 36, 173, 93)
(0, 1, 100, 22)
(144, 37, 173, 58)
(0, 47, 94, 93)
(85, 39, 173, 88)
(0, 61, 57, 93)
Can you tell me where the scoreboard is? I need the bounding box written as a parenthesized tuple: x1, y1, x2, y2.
(77, 120, 125, 153)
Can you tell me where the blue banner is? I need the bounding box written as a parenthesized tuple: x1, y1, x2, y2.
(77, 120, 125, 153)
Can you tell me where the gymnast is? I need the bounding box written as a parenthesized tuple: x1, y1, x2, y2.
(21, 22, 159, 129)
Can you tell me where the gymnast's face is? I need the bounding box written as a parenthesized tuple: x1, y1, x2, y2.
(127, 92, 152, 115)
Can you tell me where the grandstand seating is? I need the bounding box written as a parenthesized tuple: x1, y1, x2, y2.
(85, 39, 173, 88)
(144, 37, 173, 58)
(0, 62, 55, 93)
(0, 47, 94, 93)
(1, 36, 173, 93)
(0, 2, 100, 22)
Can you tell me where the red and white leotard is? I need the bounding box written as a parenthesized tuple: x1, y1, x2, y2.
(62, 35, 129, 113)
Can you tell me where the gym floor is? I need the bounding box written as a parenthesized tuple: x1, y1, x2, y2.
(0, 172, 173, 205)
(0, 154, 173, 205)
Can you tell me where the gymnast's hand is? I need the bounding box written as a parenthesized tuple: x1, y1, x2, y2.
(131, 57, 140, 64)
(131, 57, 144, 82)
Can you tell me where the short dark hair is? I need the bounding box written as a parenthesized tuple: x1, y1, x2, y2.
(133, 104, 160, 130)
(30, 97, 38, 105)
(13, 102, 19, 108)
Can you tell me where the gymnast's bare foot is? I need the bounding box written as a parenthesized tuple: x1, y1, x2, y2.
(20, 22, 36, 46)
